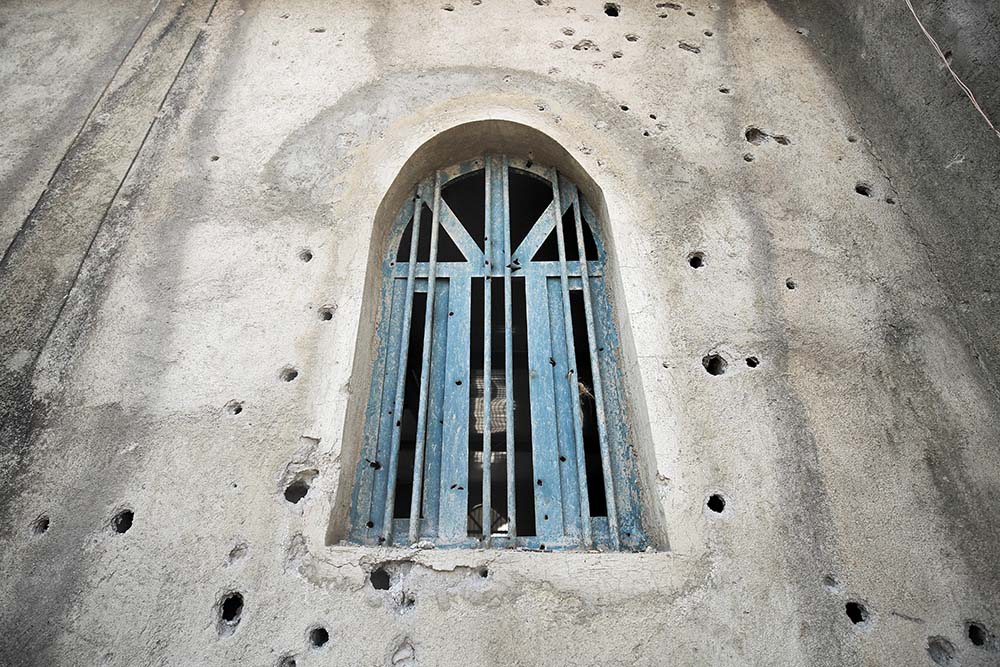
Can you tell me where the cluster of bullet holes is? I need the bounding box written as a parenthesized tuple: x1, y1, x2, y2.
(31, 514, 49, 536)
(308, 626, 330, 649)
(702, 354, 727, 376)
(217, 591, 244, 637)
(111, 509, 134, 534)
(706, 494, 726, 513)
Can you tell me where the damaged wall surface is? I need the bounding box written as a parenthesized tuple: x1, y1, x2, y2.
(1, 0, 998, 665)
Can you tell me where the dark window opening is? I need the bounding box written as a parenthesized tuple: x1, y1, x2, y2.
(508, 168, 554, 254)
(511, 276, 537, 535)
(396, 202, 466, 263)
(442, 169, 486, 254)
(392, 291, 428, 519)
(532, 204, 599, 261)
(570, 289, 608, 516)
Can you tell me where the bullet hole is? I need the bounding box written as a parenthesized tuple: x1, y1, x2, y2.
(927, 637, 958, 666)
(773, 135, 791, 145)
(687, 10, 696, 15)
(298, 249, 313, 262)
(536, 479, 543, 486)
(704, 30, 713, 37)
(309, 627, 330, 648)
(746, 356, 759, 368)
(678, 41, 701, 53)
(111, 509, 134, 534)
(309, 27, 326, 33)
(318, 306, 335, 321)
(561, 27, 575, 36)
(625, 33, 639, 41)
(559, 455, 567, 462)
(277, 656, 297, 667)
(534, 0, 550, 5)
(620, 104, 629, 111)
(845, 601, 869, 626)
(604, 3, 620, 17)
(365, 520, 374, 528)
(885, 197, 896, 205)
(642, 130, 651, 137)
(719, 86, 731, 94)
(822, 575, 841, 593)
(786, 278, 796, 290)
(478, 567, 489, 578)
(847, 135, 858, 143)
(943, 50, 953, 64)
(743, 153, 755, 162)
(218, 592, 244, 636)
(707, 494, 725, 513)
(536, 102, 547, 112)
(441, 3, 454, 10)
(280, 367, 299, 382)
(795, 27, 810, 36)
(226, 542, 248, 565)
(688, 252, 705, 269)
(284, 479, 308, 504)
(612, 50, 623, 58)
(657, 1, 682, 8)
(368, 459, 382, 470)
(209, 155, 220, 161)
(745, 127, 767, 145)
(649, 113, 657, 120)
(225, 400, 244, 415)
(572, 39, 599, 51)
(455, 379, 463, 385)
(855, 182, 873, 197)
(702, 354, 727, 375)
(31, 515, 50, 535)
(370, 567, 391, 590)
(967, 622, 988, 646)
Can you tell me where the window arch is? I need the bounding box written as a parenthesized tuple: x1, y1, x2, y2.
(349, 154, 646, 551)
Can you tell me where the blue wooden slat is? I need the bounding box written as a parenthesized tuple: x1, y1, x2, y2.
(549, 168, 592, 548)
(563, 176, 620, 550)
(421, 278, 450, 538)
(524, 272, 566, 541)
(408, 172, 445, 544)
(380, 193, 424, 543)
(500, 155, 517, 538)
(438, 275, 472, 545)
(481, 159, 493, 541)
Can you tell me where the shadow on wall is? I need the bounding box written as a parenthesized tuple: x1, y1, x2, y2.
(325, 120, 669, 550)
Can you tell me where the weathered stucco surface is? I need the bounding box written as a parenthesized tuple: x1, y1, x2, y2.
(1, 1, 998, 665)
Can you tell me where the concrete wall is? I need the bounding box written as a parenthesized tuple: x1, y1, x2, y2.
(1, 1, 998, 665)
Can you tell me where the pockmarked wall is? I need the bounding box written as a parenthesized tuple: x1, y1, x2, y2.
(0, 1, 998, 666)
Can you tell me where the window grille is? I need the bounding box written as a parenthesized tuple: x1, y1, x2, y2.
(350, 155, 646, 551)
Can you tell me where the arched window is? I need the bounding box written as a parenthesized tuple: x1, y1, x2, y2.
(349, 155, 646, 551)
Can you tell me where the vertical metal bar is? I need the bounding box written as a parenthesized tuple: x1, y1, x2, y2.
(381, 192, 424, 543)
(481, 158, 493, 541)
(550, 170, 592, 548)
(501, 156, 517, 539)
(407, 172, 444, 544)
(568, 182, 620, 550)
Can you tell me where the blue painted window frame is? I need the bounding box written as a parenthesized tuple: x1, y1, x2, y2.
(349, 155, 647, 551)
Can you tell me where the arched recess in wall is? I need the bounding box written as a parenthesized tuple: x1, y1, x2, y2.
(327, 121, 667, 551)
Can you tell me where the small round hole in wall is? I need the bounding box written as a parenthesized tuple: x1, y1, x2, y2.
(743, 153, 755, 162)
(719, 86, 731, 94)
(604, 2, 620, 16)
(746, 356, 759, 368)
(479, 567, 489, 578)
(706, 494, 725, 513)
(209, 155, 220, 162)
(284, 478, 310, 504)
(688, 252, 705, 269)
(225, 400, 244, 415)
(318, 305, 335, 321)
(218, 592, 244, 636)
(967, 622, 988, 646)
(785, 278, 797, 290)
(309, 627, 330, 648)
(704, 29, 713, 37)
(845, 601, 869, 626)
(620, 104, 629, 112)
(111, 509, 133, 534)
(280, 367, 299, 382)
(370, 567, 391, 590)
(277, 655, 297, 667)
(847, 135, 858, 143)
(298, 249, 313, 262)
(702, 354, 727, 376)
(31, 514, 50, 535)
(854, 183, 873, 197)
